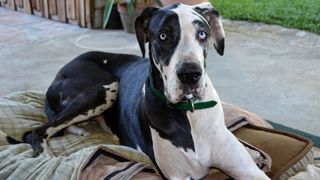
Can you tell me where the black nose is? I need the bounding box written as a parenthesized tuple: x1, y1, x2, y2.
(176, 62, 202, 84)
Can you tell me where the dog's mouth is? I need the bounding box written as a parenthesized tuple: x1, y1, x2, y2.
(174, 84, 203, 103)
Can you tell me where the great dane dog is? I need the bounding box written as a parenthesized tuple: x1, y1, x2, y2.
(4, 2, 270, 180)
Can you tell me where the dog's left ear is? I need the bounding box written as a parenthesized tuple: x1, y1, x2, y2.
(135, 7, 159, 57)
(193, 3, 225, 56)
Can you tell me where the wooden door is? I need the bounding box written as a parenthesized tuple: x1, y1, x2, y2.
(0, 0, 16, 10)
(0, 0, 92, 28)
(84, 0, 93, 28)
(15, 0, 32, 14)
(78, 0, 85, 27)
(31, 0, 43, 16)
(48, 0, 66, 22)
(66, 0, 79, 25)
(48, 0, 58, 20)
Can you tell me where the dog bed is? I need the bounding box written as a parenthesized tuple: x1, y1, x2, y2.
(0, 91, 318, 179)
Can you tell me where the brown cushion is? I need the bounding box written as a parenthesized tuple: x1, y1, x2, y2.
(234, 125, 314, 179)
(205, 125, 314, 180)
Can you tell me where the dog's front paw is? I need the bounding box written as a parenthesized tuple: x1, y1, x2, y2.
(31, 134, 43, 157)
(23, 131, 45, 157)
(32, 142, 44, 157)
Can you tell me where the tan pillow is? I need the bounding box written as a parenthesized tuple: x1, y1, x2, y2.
(234, 125, 314, 179)
(205, 125, 314, 180)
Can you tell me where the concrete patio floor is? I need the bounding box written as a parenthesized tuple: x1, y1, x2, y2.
(0, 7, 319, 136)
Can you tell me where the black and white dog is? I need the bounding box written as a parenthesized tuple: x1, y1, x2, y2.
(17, 2, 269, 179)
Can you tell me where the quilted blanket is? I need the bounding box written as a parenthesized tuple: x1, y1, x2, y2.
(0, 91, 317, 179)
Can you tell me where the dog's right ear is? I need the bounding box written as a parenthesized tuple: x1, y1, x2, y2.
(135, 7, 158, 57)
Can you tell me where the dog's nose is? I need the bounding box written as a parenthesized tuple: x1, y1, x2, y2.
(176, 62, 202, 84)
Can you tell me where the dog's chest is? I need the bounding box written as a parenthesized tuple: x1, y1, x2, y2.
(186, 106, 224, 163)
(150, 105, 224, 179)
(150, 127, 208, 179)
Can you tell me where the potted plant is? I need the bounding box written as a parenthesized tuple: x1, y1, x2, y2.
(117, 0, 163, 33)
(103, 0, 123, 29)
(104, 0, 162, 33)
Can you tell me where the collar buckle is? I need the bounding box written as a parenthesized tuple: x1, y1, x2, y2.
(189, 99, 195, 112)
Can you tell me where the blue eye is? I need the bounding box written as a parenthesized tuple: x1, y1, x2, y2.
(198, 31, 207, 40)
(159, 33, 167, 41)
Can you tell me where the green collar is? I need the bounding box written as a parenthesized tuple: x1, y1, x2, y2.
(149, 81, 217, 112)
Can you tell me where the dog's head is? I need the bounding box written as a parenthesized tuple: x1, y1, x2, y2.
(135, 3, 225, 103)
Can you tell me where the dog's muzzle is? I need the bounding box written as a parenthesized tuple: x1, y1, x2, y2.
(176, 62, 203, 99)
(176, 62, 202, 85)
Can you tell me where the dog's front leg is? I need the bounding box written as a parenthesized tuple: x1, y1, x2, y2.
(212, 128, 270, 180)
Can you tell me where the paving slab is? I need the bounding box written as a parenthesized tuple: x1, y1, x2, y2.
(0, 7, 319, 135)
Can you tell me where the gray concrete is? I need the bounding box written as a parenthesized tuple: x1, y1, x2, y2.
(0, 7, 319, 135)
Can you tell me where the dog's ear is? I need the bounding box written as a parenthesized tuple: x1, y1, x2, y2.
(193, 3, 225, 56)
(135, 7, 159, 57)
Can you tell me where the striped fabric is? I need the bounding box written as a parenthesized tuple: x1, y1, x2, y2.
(0, 91, 154, 179)
(80, 146, 161, 180)
(285, 148, 319, 180)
